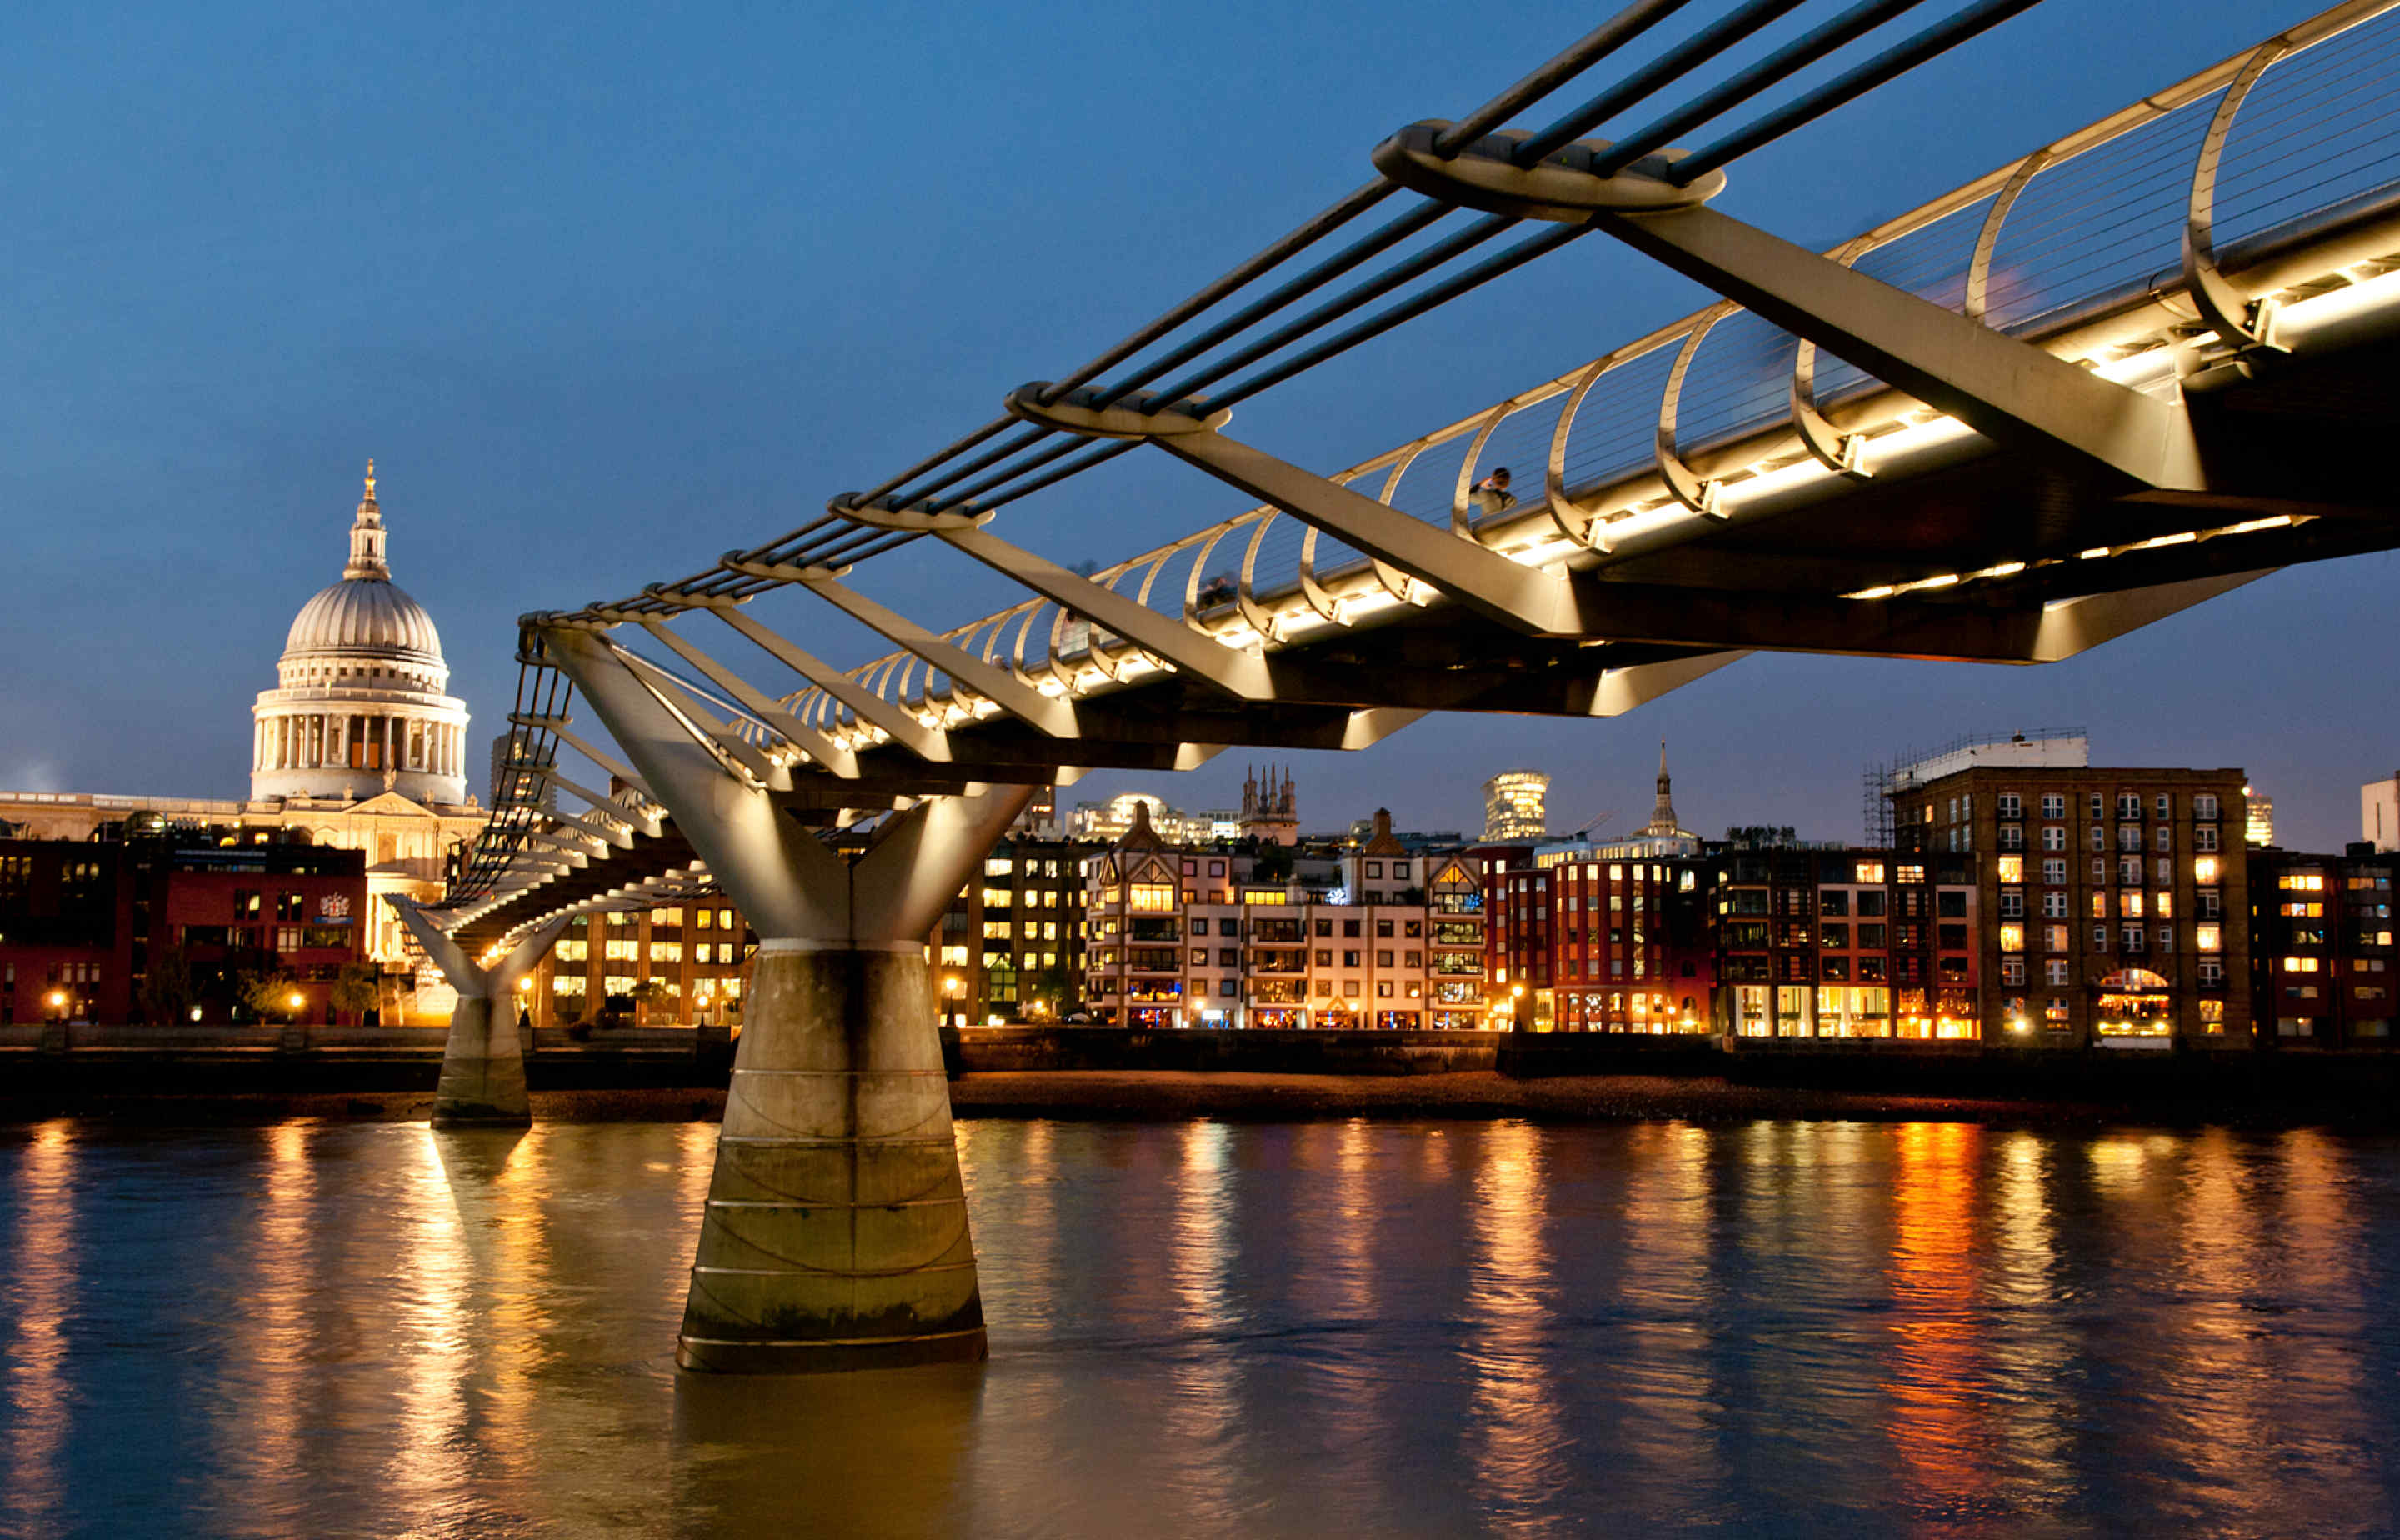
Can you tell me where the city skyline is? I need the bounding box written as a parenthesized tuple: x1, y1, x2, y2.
(3, 0, 2389, 852)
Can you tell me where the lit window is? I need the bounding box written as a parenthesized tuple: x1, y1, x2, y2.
(2283, 957, 2321, 973)
(1129, 884, 1176, 912)
(2196, 924, 2222, 953)
(2193, 857, 2220, 885)
(1999, 923, 2024, 953)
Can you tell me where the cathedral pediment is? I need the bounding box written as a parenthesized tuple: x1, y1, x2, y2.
(347, 791, 438, 819)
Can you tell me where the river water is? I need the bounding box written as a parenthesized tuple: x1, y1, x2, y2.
(2, 1117, 2398, 1538)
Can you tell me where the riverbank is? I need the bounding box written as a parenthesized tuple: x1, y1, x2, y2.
(6, 1069, 2396, 1130)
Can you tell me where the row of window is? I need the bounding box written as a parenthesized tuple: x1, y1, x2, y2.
(1998, 822, 2212, 852)
(552, 976, 745, 999)
(554, 938, 747, 965)
(1994, 855, 2226, 887)
(2000, 888, 2197, 919)
(978, 888, 1072, 909)
(2000, 922, 2210, 953)
(1187, 977, 1427, 999)
(1980, 792, 2223, 822)
(1998, 958, 2231, 986)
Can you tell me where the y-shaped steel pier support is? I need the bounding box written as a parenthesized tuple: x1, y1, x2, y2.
(546, 627, 1032, 1372)
(388, 901, 568, 1128)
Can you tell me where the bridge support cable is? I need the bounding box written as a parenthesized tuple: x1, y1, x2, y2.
(388, 899, 570, 1128)
(546, 626, 1029, 1376)
(1508, 0, 1818, 168)
(1662, 0, 2048, 184)
(1591, 0, 1933, 175)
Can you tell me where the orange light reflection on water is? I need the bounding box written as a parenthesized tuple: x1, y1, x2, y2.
(1884, 1121, 1990, 1510)
(1462, 1121, 1563, 1522)
(2, 1121, 76, 1530)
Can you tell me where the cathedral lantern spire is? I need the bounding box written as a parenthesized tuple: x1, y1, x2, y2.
(344, 458, 391, 582)
(1643, 740, 1682, 837)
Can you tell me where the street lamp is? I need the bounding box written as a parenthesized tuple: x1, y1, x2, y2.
(47, 988, 67, 1022)
(287, 989, 306, 1027)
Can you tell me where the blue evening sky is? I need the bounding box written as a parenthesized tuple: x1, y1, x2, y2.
(3, 0, 2388, 849)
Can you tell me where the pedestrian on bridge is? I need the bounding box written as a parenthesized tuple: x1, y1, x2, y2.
(1471, 465, 1516, 515)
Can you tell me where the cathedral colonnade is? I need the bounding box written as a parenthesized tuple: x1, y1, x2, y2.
(252, 712, 467, 780)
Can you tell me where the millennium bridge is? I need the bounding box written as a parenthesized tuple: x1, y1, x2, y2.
(398, 0, 2400, 1372)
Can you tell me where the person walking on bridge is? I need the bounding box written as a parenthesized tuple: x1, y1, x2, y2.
(1471, 465, 1516, 515)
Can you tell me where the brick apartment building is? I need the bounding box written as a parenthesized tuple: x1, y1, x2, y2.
(1485, 855, 1716, 1032)
(2248, 844, 2397, 1047)
(1890, 765, 2250, 1048)
(1711, 847, 1982, 1039)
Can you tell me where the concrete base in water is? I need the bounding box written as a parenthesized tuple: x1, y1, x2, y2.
(432, 997, 532, 1128)
(678, 945, 983, 1374)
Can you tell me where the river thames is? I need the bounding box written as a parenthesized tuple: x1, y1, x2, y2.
(3, 1117, 2397, 1537)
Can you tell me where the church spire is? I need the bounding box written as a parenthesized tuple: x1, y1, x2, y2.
(344, 459, 391, 581)
(1644, 739, 1682, 836)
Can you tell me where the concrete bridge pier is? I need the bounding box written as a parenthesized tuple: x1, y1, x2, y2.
(547, 627, 1033, 1373)
(389, 901, 568, 1128)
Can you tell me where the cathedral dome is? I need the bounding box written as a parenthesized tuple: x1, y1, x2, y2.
(251, 463, 472, 808)
(283, 577, 444, 664)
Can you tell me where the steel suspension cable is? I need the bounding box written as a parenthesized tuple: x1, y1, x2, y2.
(1512, 0, 1817, 167)
(1669, 0, 2048, 182)
(1594, 0, 1932, 173)
(1432, 0, 1702, 155)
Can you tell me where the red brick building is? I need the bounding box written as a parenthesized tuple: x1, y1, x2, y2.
(0, 833, 368, 1026)
(1889, 766, 2250, 1049)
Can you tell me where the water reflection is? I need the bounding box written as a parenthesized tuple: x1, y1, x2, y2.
(2, 1122, 74, 1532)
(1461, 1122, 1562, 1529)
(1, 1118, 2398, 1538)
(1884, 1122, 1989, 1516)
